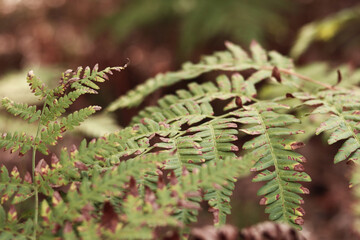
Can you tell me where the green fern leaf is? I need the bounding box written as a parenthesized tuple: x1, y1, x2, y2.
(106, 42, 296, 111)
(2, 98, 41, 123)
(26, 70, 48, 99)
(0, 165, 34, 205)
(132, 74, 254, 124)
(40, 106, 101, 148)
(0, 205, 34, 239)
(236, 101, 311, 229)
(299, 90, 360, 164)
(41, 90, 83, 125)
(0, 132, 33, 155)
(133, 100, 214, 128)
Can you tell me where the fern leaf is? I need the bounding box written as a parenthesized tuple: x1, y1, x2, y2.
(187, 119, 239, 225)
(39, 153, 165, 236)
(41, 90, 84, 124)
(61, 106, 101, 131)
(0, 165, 34, 205)
(160, 136, 203, 176)
(69, 65, 125, 94)
(68, 118, 178, 166)
(236, 102, 311, 229)
(133, 100, 214, 127)
(2, 98, 41, 123)
(187, 118, 239, 161)
(132, 74, 253, 124)
(27, 70, 48, 99)
(40, 106, 101, 148)
(173, 157, 245, 227)
(299, 90, 360, 164)
(106, 42, 296, 111)
(0, 205, 33, 239)
(0, 132, 33, 155)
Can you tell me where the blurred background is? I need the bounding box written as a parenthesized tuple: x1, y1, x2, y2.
(1, 0, 360, 239)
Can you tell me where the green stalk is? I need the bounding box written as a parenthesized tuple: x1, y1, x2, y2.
(32, 97, 48, 240)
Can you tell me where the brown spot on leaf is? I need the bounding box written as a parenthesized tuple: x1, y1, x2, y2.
(235, 96, 243, 108)
(272, 66, 282, 83)
(92, 105, 102, 111)
(300, 186, 310, 194)
(129, 177, 139, 197)
(231, 145, 239, 151)
(294, 164, 304, 171)
(290, 142, 304, 150)
(209, 207, 220, 225)
(70, 144, 77, 153)
(8, 205, 17, 221)
(182, 167, 189, 176)
(169, 171, 178, 185)
(100, 202, 119, 233)
(157, 175, 165, 189)
(51, 154, 59, 166)
(74, 161, 88, 171)
(24, 172, 32, 184)
(337, 69, 342, 85)
(296, 207, 305, 216)
(259, 197, 267, 205)
(286, 93, 295, 98)
(295, 217, 304, 225)
(94, 155, 105, 161)
(35, 159, 49, 176)
(52, 191, 63, 206)
(145, 187, 158, 210)
(178, 199, 201, 210)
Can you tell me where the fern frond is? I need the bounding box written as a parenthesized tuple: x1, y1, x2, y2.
(60, 106, 101, 131)
(0, 205, 33, 239)
(26, 70, 48, 99)
(69, 65, 125, 94)
(41, 90, 83, 124)
(132, 74, 253, 124)
(50, 64, 126, 97)
(2, 98, 41, 123)
(0, 165, 34, 205)
(188, 118, 239, 160)
(159, 136, 203, 176)
(66, 116, 184, 168)
(298, 90, 360, 164)
(0, 166, 35, 239)
(39, 106, 101, 149)
(106, 42, 297, 111)
(202, 158, 239, 226)
(34, 156, 78, 196)
(134, 100, 214, 129)
(0, 132, 33, 155)
(235, 101, 311, 229)
(186, 118, 239, 225)
(172, 157, 245, 228)
(39, 153, 165, 236)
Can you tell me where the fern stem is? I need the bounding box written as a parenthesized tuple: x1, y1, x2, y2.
(261, 66, 336, 90)
(31, 147, 38, 240)
(32, 97, 48, 240)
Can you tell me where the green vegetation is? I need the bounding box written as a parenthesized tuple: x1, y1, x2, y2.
(1, 42, 360, 239)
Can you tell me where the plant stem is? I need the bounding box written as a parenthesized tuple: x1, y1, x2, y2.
(31, 147, 38, 240)
(32, 97, 48, 240)
(198, 63, 335, 90)
(261, 66, 336, 90)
